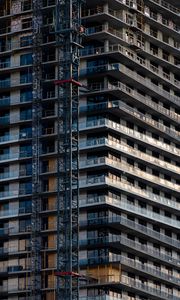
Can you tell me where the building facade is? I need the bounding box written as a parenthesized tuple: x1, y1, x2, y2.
(0, 0, 180, 300)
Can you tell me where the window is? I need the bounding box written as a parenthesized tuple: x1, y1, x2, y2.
(19, 182, 32, 195)
(19, 163, 32, 176)
(20, 71, 32, 84)
(20, 36, 33, 47)
(20, 108, 32, 120)
(21, 0, 32, 11)
(20, 53, 32, 65)
(20, 144, 32, 157)
(20, 89, 32, 102)
(19, 199, 32, 213)
(19, 218, 31, 232)
(22, 18, 32, 29)
(19, 126, 32, 139)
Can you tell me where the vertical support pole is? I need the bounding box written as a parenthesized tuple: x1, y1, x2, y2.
(55, 0, 84, 299)
(31, 0, 42, 298)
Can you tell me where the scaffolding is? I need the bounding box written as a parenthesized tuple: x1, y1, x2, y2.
(31, 0, 42, 299)
(55, 0, 84, 299)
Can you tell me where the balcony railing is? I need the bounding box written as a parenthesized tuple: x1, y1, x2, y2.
(80, 157, 180, 208)
(0, 151, 32, 161)
(82, 273, 179, 300)
(80, 44, 180, 103)
(80, 118, 180, 156)
(80, 235, 180, 267)
(148, 0, 180, 15)
(80, 194, 180, 229)
(0, 98, 10, 107)
(81, 254, 179, 284)
(80, 135, 180, 176)
(0, 133, 32, 144)
(81, 210, 180, 249)
(80, 296, 124, 300)
(80, 68, 180, 123)
(0, 76, 32, 88)
(110, 100, 180, 140)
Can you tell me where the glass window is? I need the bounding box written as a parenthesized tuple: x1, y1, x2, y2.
(19, 126, 32, 139)
(20, 53, 32, 65)
(20, 71, 32, 84)
(20, 144, 32, 157)
(20, 35, 33, 47)
(20, 108, 32, 120)
(20, 89, 32, 102)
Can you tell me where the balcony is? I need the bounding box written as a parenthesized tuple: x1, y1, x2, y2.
(80, 210, 180, 250)
(0, 133, 32, 144)
(80, 296, 124, 300)
(80, 69, 180, 124)
(80, 74, 180, 127)
(0, 76, 32, 90)
(80, 119, 180, 157)
(0, 208, 31, 218)
(80, 137, 180, 176)
(0, 266, 7, 274)
(0, 116, 9, 125)
(0, 98, 10, 107)
(0, 39, 33, 54)
(0, 21, 32, 36)
(0, 151, 32, 162)
(80, 158, 179, 211)
(81, 254, 180, 286)
(80, 235, 180, 267)
(147, 0, 180, 15)
(80, 194, 180, 229)
(81, 156, 180, 193)
(81, 44, 180, 96)
(83, 273, 179, 300)
(0, 248, 8, 256)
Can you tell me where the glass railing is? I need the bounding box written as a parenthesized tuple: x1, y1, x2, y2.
(0, 116, 10, 124)
(0, 171, 19, 180)
(82, 156, 180, 193)
(80, 118, 180, 156)
(0, 77, 32, 88)
(82, 273, 179, 300)
(80, 195, 180, 229)
(0, 228, 9, 235)
(0, 151, 32, 161)
(80, 136, 180, 175)
(149, 0, 180, 14)
(120, 275, 179, 300)
(80, 235, 179, 266)
(0, 133, 32, 143)
(0, 190, 19, 199)
(81, 254, 179, 284)
(0, 98, 10, 106)
(80, 45, 180, 105)
(0, 266, 7, 273)
(81, 160, 179, 209)
(0, 80, 10, 88)
(80, 296, 123, 300)
(80, 78, 180, 126)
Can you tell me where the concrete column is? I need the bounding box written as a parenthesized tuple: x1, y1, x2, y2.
(104, 39, 109, 52)
(103, 3, 108, 13)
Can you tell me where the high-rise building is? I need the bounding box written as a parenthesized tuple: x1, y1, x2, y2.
(0, 0, 180, 300)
